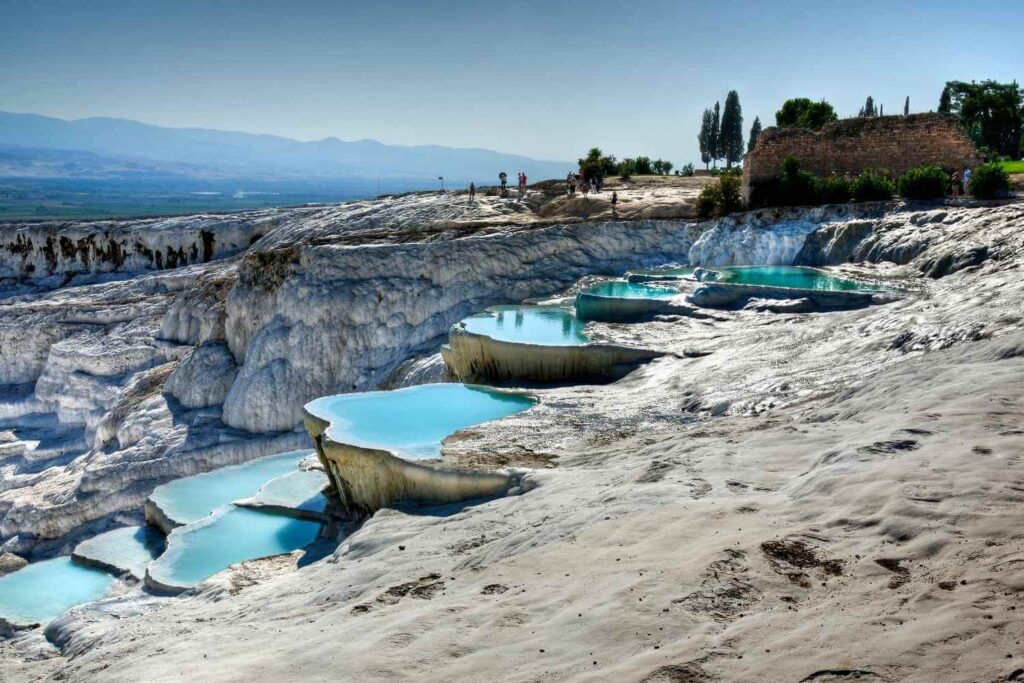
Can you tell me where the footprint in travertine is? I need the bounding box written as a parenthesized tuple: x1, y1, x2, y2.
(857, 438, 921, 456)
(672, 548, 760, 622)
(875, 558, 910, 589)
(798, 669, 884, 682)
(687, 478, 712, 498)
(641, 660, 713, 683)
(725, 480, 749, 493)
(351, 573, 445, 613)
(637, 459, 675, 483)
(480, 583, 508, 595)
(760, 538, 844, 587)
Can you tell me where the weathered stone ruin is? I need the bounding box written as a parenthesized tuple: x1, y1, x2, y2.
(742, 113, 980, 204)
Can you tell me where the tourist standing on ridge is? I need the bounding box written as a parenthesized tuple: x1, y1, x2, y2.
(963, 167, 973, 194)
(499, 171, 508, 197)
(469, 182, 475, 201)
(519, 172, 527, 198)
(951, 170, 962, 197)
(611, 190, 618, 214)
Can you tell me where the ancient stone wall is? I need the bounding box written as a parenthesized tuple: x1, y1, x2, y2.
(742, 113, 980, 204)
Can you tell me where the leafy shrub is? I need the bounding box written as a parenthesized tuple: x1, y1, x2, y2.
(716, 174, 743, 215)
(897, 165, 948, 199)
(696, 175, 742, 218)
(815, 176, 853, 204)
(695, 182, 720, 218)
(969, 163, 1011, 199)
(851, 169, 896, 202)
(632, 156, 654, 175)
(777, 156, 819, 205)
(680, 163, 695, 177)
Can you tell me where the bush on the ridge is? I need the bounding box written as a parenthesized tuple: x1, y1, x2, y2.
(897, 165, 948, 199)
(696, 174, 742, 218)
(695, 182, 720, 218)
(969, 163, 1011, 199)
(777, 156, 820, 205)
(680, 163, 695, 177)
(851, 169, 896, 202)
(815, 176, 853, 204)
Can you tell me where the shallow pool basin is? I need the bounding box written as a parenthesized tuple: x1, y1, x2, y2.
(0, 557, 116, 626)
(304, 384, 537, 514)
(713, 266, 887, 291)
(460, 305, 589, 346)
(625, 266, 695, 283)
(72, 525, 165, 579)
(575, 280, 681, 322)
(146, 507, 321, 593)
(146, 449, 315, 531)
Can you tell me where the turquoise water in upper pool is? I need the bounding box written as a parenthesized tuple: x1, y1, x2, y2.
(146, 507, 321, 590)
(582, 281, 679, 299)
(0, 557, 116, 625)
(459, 305, 589, 346)
(715, 266, 887, 291)
(305, 383, 536, 460)
(149, 449, 315, 526)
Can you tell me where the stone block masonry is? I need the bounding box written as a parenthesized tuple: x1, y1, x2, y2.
(742, 113, 980, 204)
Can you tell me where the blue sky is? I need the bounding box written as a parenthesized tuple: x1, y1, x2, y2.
(1, 0, 1022, 164)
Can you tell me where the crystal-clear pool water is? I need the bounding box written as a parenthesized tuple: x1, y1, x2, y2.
(582, 281, 679, 299)
(72, 525, 165, 579)
(305, 384, 536, 460)
(147, 507, 321, 590)
(149, 449, 315, 526)
(459, 305, 589, 346)
(0, 557, 116, 625)
(715, 266, 886, 291)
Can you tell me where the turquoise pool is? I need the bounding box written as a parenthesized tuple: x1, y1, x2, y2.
(0, 557, 116, 626)
(458, 305, 589, 346)
(582, 281, 679, 299)
(149, 449, 315, 526)
(305, 384, 536, 460)
(713, 266, 887, 291)
(147, 507, 321, 590)
(251, 470, 330, 515)
(72, 525, 165, 579)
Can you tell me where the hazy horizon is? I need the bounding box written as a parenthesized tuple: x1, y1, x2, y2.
(2, 0, 1022, 167)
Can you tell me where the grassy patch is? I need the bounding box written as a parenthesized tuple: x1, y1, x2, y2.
(998, 160, 1024, 174)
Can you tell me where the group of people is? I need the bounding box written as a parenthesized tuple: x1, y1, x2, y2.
(951, 166, 973, 197)
(467, 171, 527, 201)
(567, 172, 602, 197)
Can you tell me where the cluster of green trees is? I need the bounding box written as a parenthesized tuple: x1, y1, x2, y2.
(939, 80, 1023, 159)
(774, 98, 839, 130)
(577, 148, 674, 179)
(697, 91, 749, 169)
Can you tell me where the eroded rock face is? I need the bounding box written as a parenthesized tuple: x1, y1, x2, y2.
(165, 343, 238, 409)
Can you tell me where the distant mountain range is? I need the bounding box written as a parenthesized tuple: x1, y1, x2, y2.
(0, 111, 569, 186)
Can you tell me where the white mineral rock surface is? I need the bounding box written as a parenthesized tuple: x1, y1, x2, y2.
(1, 188, 1023, 682)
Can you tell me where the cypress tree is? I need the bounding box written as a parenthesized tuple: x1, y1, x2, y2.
(720, 90, 744, 169)
(747, 116, 762, 154)
(904, 96, 910, 116)
(710, 102, 721, 168)
(879, 103, 884, 117)
(860, 96, 877, 117)
(698, 109, 713, 170)
(938, 86, 952, 113)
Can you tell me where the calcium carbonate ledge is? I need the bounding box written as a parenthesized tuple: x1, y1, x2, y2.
(688, 282, 900, 310)
(303, 387, 537, 516)
(441, 326, 665, 384)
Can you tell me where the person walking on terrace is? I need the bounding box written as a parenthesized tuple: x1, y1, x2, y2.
(469, 182, 475, 201)
(951, 170, 962, 197)
(499, 171, 508, 197)
(518, 172, 527, 198)
(963, 167, 973, 194)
